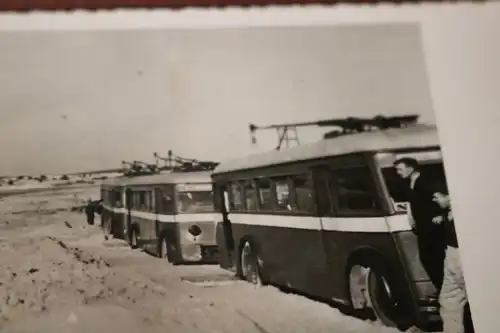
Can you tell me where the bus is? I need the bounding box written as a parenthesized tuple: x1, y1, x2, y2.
(100, 178, 127, 239)
(212, 123, 446, 329)
(123, 171, 218, 264)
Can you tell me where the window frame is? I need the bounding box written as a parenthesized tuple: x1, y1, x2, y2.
(289, 173, 315, 215)
(328, 164, 385, 218)
(255, 177, 274, 213)
(242, 179, 258, 212)
(272, 175, 293, 213)
(157, 185, 176, 214)
(228, 181, 245, 212)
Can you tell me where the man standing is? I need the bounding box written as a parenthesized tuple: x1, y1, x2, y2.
(432, 188, 472, 333)
(393, 157, 445, 292)
(85, 199, 96, 226)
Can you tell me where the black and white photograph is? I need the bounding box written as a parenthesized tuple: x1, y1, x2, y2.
(1, 5, 499, 333)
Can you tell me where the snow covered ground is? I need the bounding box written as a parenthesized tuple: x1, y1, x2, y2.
(0, 185, 416, 333)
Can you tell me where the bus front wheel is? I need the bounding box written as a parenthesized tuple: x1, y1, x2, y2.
(240, 241, 262, 286)
(349, 264, 413, 329)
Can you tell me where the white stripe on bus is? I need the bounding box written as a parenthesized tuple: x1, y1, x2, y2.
(175, 213, 216, 222)
(128, 210, 216, 224)
(102, 205, 126, 214)
(157, 214, 176, 223)
(224, 213, 412, 233)
(130, 210, 155, 220)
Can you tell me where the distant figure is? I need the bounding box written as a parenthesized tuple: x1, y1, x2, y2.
(95, 199, 104, 216)
(85, 199, 96, 226)
(393, 157, 445, 292)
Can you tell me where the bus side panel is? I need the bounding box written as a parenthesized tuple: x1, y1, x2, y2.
(322, 219, 438, 324)
(323, 229, 410, 301)
(229, 214, 333, 298)
(392, 230, 440, 317)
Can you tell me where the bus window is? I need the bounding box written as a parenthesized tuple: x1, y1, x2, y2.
(229, 182, 244, 211)
(144, 191, 153, 212)
(131, 192, 137, 209)
(291, 174, 314, 213)
(177, 190, 214, 214)
(244, 181, 258, 211)
(273, 177, 292, 212)
(114, 191, 122, 207)
(332, 167, 381, 215)
(139, 191, 146, 211)
(158, 187, 175, 213)
(256, 178, 273, 211)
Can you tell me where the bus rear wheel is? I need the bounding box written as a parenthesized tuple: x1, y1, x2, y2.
(240, 241, 262, 286)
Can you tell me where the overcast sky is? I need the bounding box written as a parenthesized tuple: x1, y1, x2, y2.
(0, 23, 435, 176)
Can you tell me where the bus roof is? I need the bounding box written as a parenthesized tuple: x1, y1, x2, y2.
(213, 124, 439, 175)
(100, 177, 128, 189)
(121, 170, 213, 187)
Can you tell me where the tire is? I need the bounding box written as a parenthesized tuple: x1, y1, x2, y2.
(366, 266, 413, 329)
(240, 241, 262, 286)
(348, 264, 413, 330)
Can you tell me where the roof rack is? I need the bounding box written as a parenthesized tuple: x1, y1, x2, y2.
(322, 114, 419, 139)
(249, 114, 420, 150)
(154, 150, 219, 174)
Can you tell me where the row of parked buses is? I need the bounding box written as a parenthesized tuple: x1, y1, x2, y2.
(100, 122, 447, 331)
(101, 170, 218, 264)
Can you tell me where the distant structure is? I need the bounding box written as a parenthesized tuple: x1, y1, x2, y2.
(154, 151, 219, 172)
(121, 160, 158, 177)
(119, 151, 218, 178)
(249, 114, 420, 150)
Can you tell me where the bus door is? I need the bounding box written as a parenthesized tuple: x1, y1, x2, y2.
(310, 165, 342, 298)
(125, 188, 133, 242)
(144, 190, 157, 252)
(215, 183, 235, 269)
(222, 189, 234, 249)
(154, 187, 163, 243)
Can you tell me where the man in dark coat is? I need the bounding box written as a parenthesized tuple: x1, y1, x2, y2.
(393, 157, 445, 292)
(95, 199, 103, 216)
(85, 199, 96, 226)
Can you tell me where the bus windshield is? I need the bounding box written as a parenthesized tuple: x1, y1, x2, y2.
(177, 190, 214, 214)
(377, 151, 447, 213)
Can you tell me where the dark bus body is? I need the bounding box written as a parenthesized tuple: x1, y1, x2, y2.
(212, 124, 446, 329)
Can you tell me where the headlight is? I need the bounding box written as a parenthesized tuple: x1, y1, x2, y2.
(188, 225, 202, 237)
